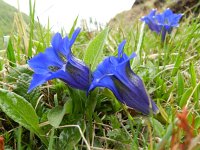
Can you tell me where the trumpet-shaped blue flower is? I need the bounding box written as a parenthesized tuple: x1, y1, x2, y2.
(88, 41, 158, 115)
(28, 28, 90, 92)
(141, 8, 183, 41)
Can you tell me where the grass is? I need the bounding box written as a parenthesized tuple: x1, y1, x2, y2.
(0, 1, 200, 150)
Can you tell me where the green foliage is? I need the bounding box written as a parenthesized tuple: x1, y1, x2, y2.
(6, 39, 16, 67)
(5, 65, 41, 107)
(47, 104, 66, 128)
(53, 115, 86, 149)
(84, 27, 109, 70)
(0, 89, 48, 146)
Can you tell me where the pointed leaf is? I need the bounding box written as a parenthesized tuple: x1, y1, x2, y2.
(6, 39, 16, 67)
(150, 118, 165, 137)
(47, 104, 66, 128)
(189, 62, 198, 104)
(0, 88, 48, 145)
(171, 55, 182, 76)
(179, 87, 193, 108)
(84, 28, 109, 70)
(177, 72, 184, 99)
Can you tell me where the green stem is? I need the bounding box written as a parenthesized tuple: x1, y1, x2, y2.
(17, 126, 22, 150)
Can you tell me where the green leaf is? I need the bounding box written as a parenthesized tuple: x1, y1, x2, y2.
(194, 116, 200, 130)
(157, 101, 169, 123)
(157, 123, 173, 150)
(6, 39, 16, 67)
(179, 87, 193, 108)
(84, 28, 109, 70)
(47, 103, 66, 128)
(58, 119, 86, 149)
(189, 62, 198, 104)
(5, 65, 40, 107)
(86, 89, 98, 118)
(171, 55, 182, 76)
(65, 99, 73, 114)
(177, 72, 184, 99)
(0, 88, 48, 146)
(150, 118, 164, 137)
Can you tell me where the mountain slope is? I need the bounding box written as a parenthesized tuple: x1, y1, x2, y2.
(108, 0, 199, 30)
(0, 0, 30, 48)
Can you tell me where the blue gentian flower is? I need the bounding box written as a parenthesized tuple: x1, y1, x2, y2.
(141, 8, 183, 41)
(28, 28, 90, 93)
(88, 41, 158, 115)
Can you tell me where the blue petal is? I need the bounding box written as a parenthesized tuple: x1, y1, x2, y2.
(54, 28, 81, 59)
(49, 33, 68, 63)
(67, 53, 87, 69)
(155, 14, 165, 24)
(44, 47, 63, 64)
(163, 8, 173, 18)
(111, 75, 158, 115)
(69, 28, 81, 48)
(141, 9, 156, 24)
(28, 52, 61, 74)
(168, 14, 183, 26)
(65, 64, 90, 90)
(163, 25, 172, 33)
(51, 33, 62, 50)
(59, 28, 81, 58)
(28, 73, 51, 93)
(47, 69, 86, 90)
(118, 40, 126, 58)
(142, 16, 161, 33)
(149, 9, 157, 17)
(57, 38, 70, 59)
(89, 74, 121, 100)
(120, 52, 136, 65)
(67, 54, 90, 88)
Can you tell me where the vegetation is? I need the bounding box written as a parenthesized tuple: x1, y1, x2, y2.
(0, 1, 200, 149)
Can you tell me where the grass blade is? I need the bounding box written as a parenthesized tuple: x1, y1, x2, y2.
(6, 39, 16, 67)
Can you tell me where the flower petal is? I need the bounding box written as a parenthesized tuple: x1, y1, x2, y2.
(169, 14, 183, 26)
(118, 40, 126, 58)
(163, 8, 173, 18)
(51, 33, 62, 50)
(66, 64, 90, 90)
(111, 75, 158, 115)
(47, 69, 86, 90)
(44, 47, 63, 64)
(155, 14, 165, 24)
(28, 52, 61, 74)
(60, 28, 81, 58)
(89, 74, 121, 99)
(28, 73, 51, 93)
(69, 28, 81, 48)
